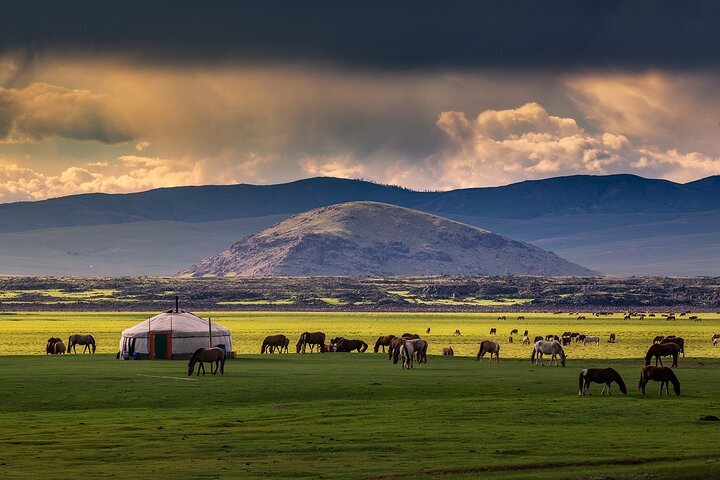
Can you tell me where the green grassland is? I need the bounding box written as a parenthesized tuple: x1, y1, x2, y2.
(1, 312, 720, 479)
(2, 311, 719, 359)
(1, 355, 720, 479)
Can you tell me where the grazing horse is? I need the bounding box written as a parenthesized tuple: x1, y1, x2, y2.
(660, 336, 685, 357)
(583, 335, 600, 346)
(68, 334, 96, 354)
(576, 334, 586, 343)
(442, 347, 454, 356)
(561, 331, 572, 338)
(645, 342, 680, 368)
(187, 347, 225, 376)
(531, 340, 566, 367)
(508, 335, 513, 343)
(397, 340, 416, 369)
(296, 332, 326, 353)
(608, 333, 616, 343)
(533, 335, 543, 343)
(53, 341, 66, 354)
(522, 335, 530, 346)
(638, 366, 680, 395)
(523, 330, 529, 336)
(374, 335, 396, 353)
(497, 316, 506, 320)
(392, 339, 427, 368)
(517, 316, 525, 321)
(261, 334, 288, 354)
(453, 329, 462, 336)
(46, 337, 62, 354)
(577, 315, 586, 320)
(476, 340, 500, 364)
(426, 327, 431, 334)
(510, 329, 518, 335)
(712, 333, 720, 346)
(388, 336, 405, 360)
(652, 335, 665, 344)
(489, 328, 497, 335)
(578, 367, 627, 395)
(332, 338, 368, 353)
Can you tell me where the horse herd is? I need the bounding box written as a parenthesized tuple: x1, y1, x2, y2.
(45, 335, 96, 355)
(258, 330, 694, 395)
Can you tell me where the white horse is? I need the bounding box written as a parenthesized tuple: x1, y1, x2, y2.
(399, 340, 416, 369)
(583, 335, 600, 346)
(531, 340, 566, 367)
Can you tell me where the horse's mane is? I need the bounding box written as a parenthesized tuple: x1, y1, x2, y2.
(190, 347, 205, 362)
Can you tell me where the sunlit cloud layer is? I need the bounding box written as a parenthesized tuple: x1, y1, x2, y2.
(1, 55, 720, 201)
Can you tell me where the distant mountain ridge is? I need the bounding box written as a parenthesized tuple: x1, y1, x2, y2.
(2, 174, 720, 276)
(180, 202, 597, 277)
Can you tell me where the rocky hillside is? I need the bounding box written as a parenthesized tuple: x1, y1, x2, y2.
(180, 202, 597, 276)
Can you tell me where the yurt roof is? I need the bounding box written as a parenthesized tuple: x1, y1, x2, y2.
(121, 310, 230, 337)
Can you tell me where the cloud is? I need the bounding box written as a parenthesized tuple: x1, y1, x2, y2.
(2, 2, 720, 70)
(433, 102, 720, 188)
(0, 83, 134, 144)
(299, 155, 365, 179)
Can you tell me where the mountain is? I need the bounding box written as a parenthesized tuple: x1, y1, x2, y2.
(4, 174, 720, 233)
(3, 174, 720, 275)
(179, 202, 597, 276)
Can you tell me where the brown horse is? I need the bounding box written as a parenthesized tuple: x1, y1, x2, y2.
(476, 340, 500, 363)
(578, 368, 627, 395)
(388, 336, 405, 360)
(652, 335, 665, 344)
(68, 334, 96, 354)
(489, 328, 497, 335)
(645, 342, 680, 368)
(187, 347, 225, 376)
(332, 337, 368, 353)
(638, 365, 680, 395)
(660, 336, 685, 357)
(402, 333, 420, 339)
(53, 341, 66, 354)
(510, 329, 518, 335)
(442, 347, 454, 356)
(296, 332, 326, 353)
(261, 334, 288, 354)
(46, 337, 62, 354)
(374, 335, 396, 353)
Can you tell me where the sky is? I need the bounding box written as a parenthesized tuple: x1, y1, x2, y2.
(1, 1, 720, 202)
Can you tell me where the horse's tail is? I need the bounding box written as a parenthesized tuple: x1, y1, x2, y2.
(392, 341, 402, 364)
(578, 370, 586, 395)
(360, 341, 368, 353)
(637, 369, 645, 391)
(530, 346, 536, 364)
(615, 371, 628, 394)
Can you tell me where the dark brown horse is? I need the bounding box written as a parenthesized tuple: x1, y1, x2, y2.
(660, 336, 685, 357)
(489, 328, 497, 335)
(402, 333, 420, 339)
(296, 332, 326, 353)
(187, 347, 225, 376)
(442, 346, 454, 356)
(388, 336, 405, 360)
(332, 337, 368, 353)
(638, 365, 680, 395)
(68, 334, 96, 354)
(53, 341, 66, 354)
(261, 334, 288, 354)
(652, 335, 665, 344)
(374, 335, 396, 353)
(645, 342, 680, 368)
(578, 368, 627, 395)
(46, 337, 62, 354)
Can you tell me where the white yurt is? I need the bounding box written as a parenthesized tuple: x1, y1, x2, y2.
(119, 307, 232, 360)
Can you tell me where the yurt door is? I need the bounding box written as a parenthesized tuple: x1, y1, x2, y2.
(150, 332, 171, 359)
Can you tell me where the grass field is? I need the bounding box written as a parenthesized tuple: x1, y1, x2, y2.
(2, 311, 719, 358)
(1, 355, 720, 479)
(1, 312, 720, 479)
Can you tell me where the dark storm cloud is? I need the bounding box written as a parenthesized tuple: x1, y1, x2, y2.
(1, 0, 719, 70)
